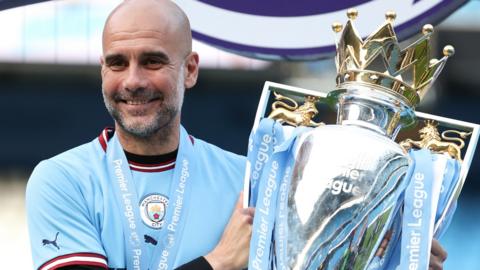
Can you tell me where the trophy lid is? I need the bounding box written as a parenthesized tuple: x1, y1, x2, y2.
(332, 9, 454, 108)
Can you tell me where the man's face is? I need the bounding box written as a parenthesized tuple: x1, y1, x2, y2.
(101, 12, 191, 138)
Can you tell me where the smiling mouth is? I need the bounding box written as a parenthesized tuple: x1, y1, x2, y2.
(121, 97, 161, 105)
(125, 100, 152, 105)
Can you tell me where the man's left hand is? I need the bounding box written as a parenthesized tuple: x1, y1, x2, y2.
(429, 238, 447, 270)
(376, 232, 447, 270)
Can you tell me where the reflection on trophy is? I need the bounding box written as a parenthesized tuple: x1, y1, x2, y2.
(246, 8, 479, 270)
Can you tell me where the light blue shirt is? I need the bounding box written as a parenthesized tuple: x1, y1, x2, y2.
(27, 130, 246, 270)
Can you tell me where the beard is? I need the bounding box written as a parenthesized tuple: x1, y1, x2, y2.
(102, 74, 185, 139)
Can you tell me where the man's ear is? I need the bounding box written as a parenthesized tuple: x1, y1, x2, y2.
(184, 52, 199, 89)
(100, 56, 108, 78)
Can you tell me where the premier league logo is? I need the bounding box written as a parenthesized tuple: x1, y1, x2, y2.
(140, 194, 169, 229)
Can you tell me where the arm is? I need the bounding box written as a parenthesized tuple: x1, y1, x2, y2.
(26, 160, 107, 270)
(204, 192, 254, 270)
(175, 256, 213, 270)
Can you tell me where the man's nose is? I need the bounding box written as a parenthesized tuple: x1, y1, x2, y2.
(123, 65, 148, 91)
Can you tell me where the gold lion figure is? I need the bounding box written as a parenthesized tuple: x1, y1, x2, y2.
(400, 120, 472, 161)
(267, 92, 323, 127)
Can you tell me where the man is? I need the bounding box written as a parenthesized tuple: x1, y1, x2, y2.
(26, 0, 447, 269)
(27, 0, 252, 269)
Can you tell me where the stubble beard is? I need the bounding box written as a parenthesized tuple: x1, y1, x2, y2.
(103, 76, 185, 140)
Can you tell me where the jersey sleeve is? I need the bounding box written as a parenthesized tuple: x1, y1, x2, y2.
(175, 256, 213, 270)
(26, 159, 108, 270)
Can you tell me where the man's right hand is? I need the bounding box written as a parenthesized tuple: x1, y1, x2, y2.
(205, 192, 255, 270)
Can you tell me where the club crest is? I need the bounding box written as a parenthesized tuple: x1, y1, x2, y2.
(140, 194, 169, 229)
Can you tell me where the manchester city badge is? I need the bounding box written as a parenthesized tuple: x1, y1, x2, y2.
(140, 194, 169, 229)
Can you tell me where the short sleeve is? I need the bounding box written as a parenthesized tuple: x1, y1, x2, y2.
(26, 160, 108, 270)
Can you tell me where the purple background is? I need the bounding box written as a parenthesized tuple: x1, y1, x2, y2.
(198, 0, 372, 17)
(192, 0, 468, 60)
(0, 0, 49, 10)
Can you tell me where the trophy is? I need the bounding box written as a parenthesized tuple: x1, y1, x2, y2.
(245, 9, 479, 270)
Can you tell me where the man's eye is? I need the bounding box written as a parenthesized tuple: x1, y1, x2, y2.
(144, 58, 164, 68)
(107, 60, 127, 71)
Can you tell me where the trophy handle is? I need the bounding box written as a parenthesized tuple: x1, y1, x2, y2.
(244, 82, 327, 208)
(412, 112, 479, 233)
(399, 120, 472, 161)
(267, 92, 323, 127)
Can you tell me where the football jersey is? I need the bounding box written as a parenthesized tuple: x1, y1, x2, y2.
(26, 128, 246, 270)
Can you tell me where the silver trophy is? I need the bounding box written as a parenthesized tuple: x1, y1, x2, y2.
(245, 9, 479, 270)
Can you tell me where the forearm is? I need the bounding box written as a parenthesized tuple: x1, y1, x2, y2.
(176, 256, 213, 270)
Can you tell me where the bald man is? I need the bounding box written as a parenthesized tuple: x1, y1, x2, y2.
(26, 0, 253, 269)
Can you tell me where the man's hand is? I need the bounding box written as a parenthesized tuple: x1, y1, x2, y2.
(375, 231, 447, 270)
(429, 238, 447, 270)
(205, 192, 255, 270)
(374, 230, 392, 257)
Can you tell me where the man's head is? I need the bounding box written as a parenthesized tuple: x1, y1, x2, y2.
(101, 0, 199, 139)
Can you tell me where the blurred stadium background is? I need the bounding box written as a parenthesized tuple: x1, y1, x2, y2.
(0, 0, 479, 269)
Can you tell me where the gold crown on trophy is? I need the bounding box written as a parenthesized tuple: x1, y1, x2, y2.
(332, 9, 454, 107)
